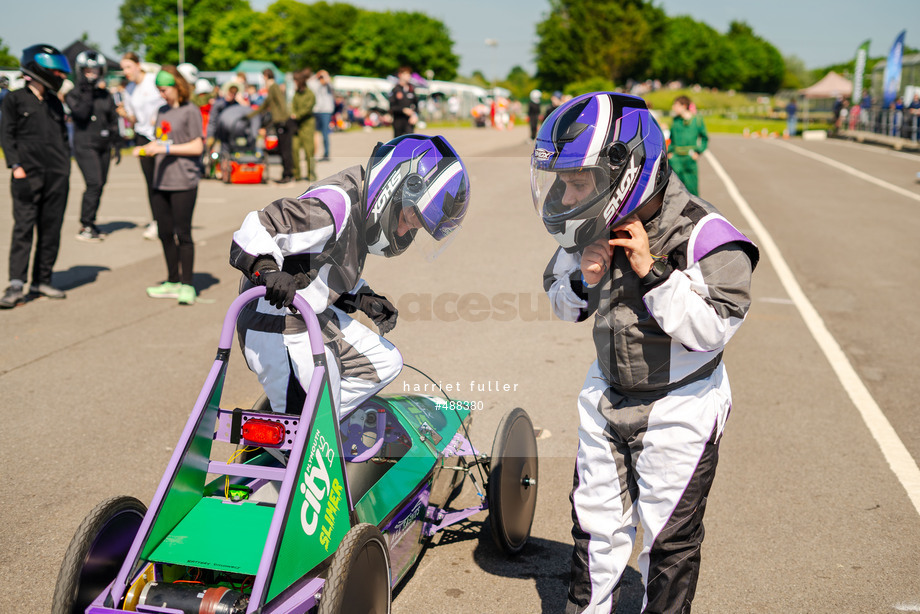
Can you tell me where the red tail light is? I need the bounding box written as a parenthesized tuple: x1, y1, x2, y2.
(241, 418, 286, 447)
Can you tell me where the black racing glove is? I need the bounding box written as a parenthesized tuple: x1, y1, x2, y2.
(253, 258, 307, 309)
(261, 270, 298, 309)
(359, 293, 399, 335)
(336, 291, 398, 335)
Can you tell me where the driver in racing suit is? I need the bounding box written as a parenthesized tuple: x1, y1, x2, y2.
(532, 93, 758, 613)
(230, 134, 470, 417)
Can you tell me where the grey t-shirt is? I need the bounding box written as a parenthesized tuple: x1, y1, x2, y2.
(152, 102, 203, 191)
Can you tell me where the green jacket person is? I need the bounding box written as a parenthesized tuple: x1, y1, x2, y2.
(668, 95, 708, 196)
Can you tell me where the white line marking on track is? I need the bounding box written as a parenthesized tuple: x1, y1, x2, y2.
(822, 137, 920, 162)
(769, 140, 920, 203)
(893, 604, 920, 612)
(705, 150, 920, 517)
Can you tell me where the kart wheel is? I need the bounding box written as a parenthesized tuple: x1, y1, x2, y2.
(51, 495, 147, 614)
(488, 407, 539, 555)
(319, 523, 391, 614)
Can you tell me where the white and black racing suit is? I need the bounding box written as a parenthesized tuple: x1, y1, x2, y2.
(230, 165, 402, 418)
(545, 178, 759, 614)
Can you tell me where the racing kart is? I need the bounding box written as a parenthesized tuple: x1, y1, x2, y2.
(52, 286, 539, 614)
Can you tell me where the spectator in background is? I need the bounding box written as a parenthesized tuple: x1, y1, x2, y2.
(0, 44, 72, 308)
(0, 76, 10, 123)
(251, 68, 294, 183)
(447, 94, 460, 120)
(66, 50, 119, 243)
(907, 93, 920, 142)
(134, 66, 204, 306)
(192, 78, 215, 137)
(547, 90, 562, 117)
(291, 69, 317, 182)
(891, 96, 904, 138)
(860, 91, 872, 129)
(668, 95, 708, 196)
(389, 66, 418, 138)
(835, 99, 850, 136)
(207, 82, 260, 181)
(333, 94, 347, 130)
(110, 78, 131, 147)
(832, 95, 844, 126)
(528, 89, 542, 142)
(309, 69, 335, 160)
(207, 82, 243, 150)
(119, 52, 164, 240)
(785, 98, 798, 137)
(246, 83, 263, 108)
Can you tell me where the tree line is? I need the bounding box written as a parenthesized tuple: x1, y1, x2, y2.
(536, 0, 788, 93)
(4, 0, 911, 97)
(116, 0, 459, 80)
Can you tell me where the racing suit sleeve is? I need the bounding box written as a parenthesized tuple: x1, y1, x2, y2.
(543, 247, 598, 322)
(229, 196, 337, 310)
(642, 242, 753, 352)
(65, 80, 94, 124)
(1, 94, 20, 167)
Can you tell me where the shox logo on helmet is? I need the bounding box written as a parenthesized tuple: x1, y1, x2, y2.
(371, 168, 402, 217)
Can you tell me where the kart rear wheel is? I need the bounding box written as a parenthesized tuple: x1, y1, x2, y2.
(51, 495, 147, 614)
(319, 523, 391, 614)
(488, 407, 539, 555)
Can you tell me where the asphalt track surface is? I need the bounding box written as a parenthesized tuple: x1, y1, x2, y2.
(1, 127, 919, 613)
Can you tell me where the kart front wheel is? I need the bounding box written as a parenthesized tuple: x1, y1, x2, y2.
(488, 407, 539, 555)
(319, 523, 391, 614)
(51, 495, 147, 614)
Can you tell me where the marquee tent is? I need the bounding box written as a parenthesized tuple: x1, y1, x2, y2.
(799, 71, 853, 99)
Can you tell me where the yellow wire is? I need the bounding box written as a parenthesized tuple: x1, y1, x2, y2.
(225, 446, 258, 498)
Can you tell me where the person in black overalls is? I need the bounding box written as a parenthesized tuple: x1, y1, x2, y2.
(66, 50, 119, 243)
(0, 44, 72, 308)
(389, 66, 418, 138)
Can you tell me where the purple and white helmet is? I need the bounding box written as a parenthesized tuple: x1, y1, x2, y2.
(530, 92, 669, 253)
(364, 134, 470, 257)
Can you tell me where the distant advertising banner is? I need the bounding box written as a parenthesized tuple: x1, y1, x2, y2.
(882, 30, 906, 108)
(851, 40, 870, 105)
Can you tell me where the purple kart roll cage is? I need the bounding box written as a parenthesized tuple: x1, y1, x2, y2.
(81, 287, 492, 614)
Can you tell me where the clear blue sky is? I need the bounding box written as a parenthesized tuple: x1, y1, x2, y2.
(2, 0, 917, 77)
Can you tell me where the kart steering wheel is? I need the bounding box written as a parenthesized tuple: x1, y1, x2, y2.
(348, 407, 387, 463)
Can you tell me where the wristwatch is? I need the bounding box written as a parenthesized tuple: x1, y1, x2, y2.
(640, 255, 672, 288)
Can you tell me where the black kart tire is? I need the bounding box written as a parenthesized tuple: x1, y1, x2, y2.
(51, 495, 147, 614)
(318, 523, 391, 614)
(488, 407, 539, 555)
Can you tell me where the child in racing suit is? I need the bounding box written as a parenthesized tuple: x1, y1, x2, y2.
(532, 93, 758, 613)
(230, 134, 470, 418)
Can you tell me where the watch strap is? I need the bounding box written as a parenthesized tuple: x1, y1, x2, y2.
(640, 255, 672, 289)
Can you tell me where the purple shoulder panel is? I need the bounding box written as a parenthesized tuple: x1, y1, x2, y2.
(299, 187, 349, 237)
(689, 215, 752, 265)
